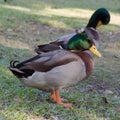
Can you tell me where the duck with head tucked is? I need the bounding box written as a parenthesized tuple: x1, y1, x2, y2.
(35, 8, 110, 54)
(9, 29, 102, 108)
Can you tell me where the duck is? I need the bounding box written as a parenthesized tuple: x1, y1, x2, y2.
(9, 33, 102, 108)
(35, 8, 110, 54)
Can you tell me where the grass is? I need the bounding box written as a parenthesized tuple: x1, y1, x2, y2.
(0, 0, 120, 120)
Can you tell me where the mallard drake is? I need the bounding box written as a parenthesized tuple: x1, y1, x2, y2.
(9, 34, 101, 108)
(35, 8, 110, 54)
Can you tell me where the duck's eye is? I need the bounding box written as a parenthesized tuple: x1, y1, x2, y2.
(104, 17, 110, 24)
(101, 14, 110, 24)
(87, 39, 93, 45)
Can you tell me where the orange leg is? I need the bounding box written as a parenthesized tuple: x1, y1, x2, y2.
(55, 89, 72, 108)
(51, 90, 67, 102)
(51, 90, 56, 101)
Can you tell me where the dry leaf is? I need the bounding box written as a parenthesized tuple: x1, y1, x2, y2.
(13, 98, 24, 103)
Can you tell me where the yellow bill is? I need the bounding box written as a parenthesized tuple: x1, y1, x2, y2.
(89, 44, 102, 57)
(97, 21, 102, 28)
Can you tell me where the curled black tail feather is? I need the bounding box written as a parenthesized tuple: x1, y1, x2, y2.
(10, 61, 19, 68)
(9, 60, 34, 78)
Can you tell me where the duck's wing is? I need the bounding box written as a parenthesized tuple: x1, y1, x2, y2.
(52, 33, 76, 44)
(34, 29, 85, 54)
(9, 50, 79, 78)
(34, 33, 76, 54)
(34, 42, 63, 54)
(25, 50, 78, 72)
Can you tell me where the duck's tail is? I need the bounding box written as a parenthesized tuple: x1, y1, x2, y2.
(9, 61, 24, 78)
(10, 60, 19, 68)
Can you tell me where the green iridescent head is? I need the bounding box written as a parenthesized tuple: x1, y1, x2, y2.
(67, 33, 92, 51)
(86, 8, 110, 29)
(67, 32, 101, 57)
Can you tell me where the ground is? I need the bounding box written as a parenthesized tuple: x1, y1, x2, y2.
(0, 0, 120, 120)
